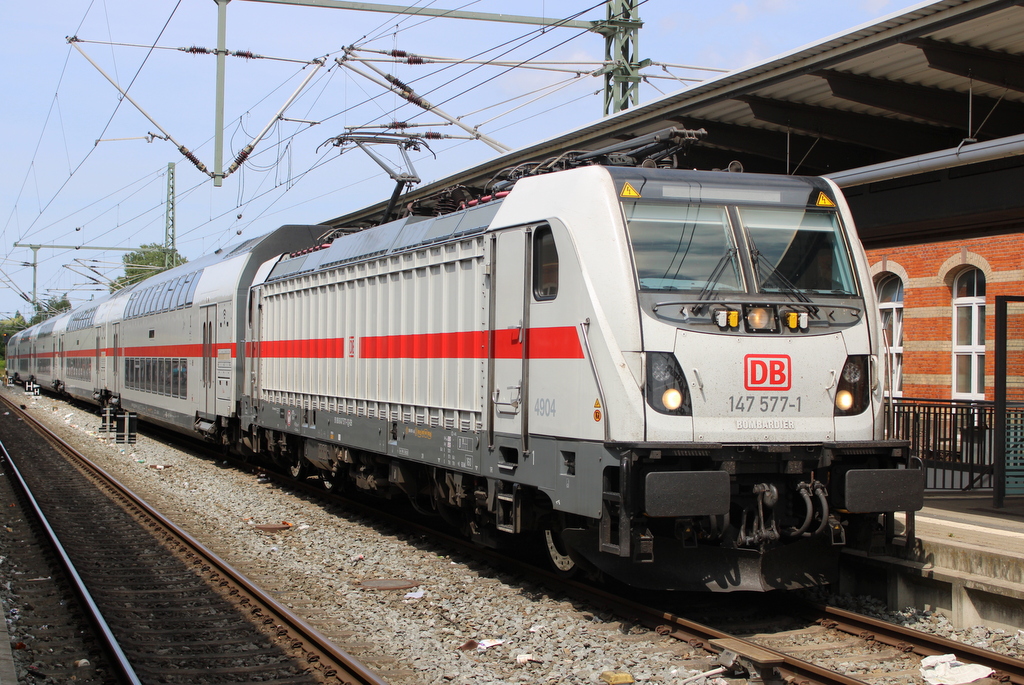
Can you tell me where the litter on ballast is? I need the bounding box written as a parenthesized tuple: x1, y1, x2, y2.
(919, 654, 993, 685)
(476, 639, 503, 651)
(515, 654, 542, 665)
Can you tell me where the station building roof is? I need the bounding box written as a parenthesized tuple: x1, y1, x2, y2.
(323, 0, 1024, 247)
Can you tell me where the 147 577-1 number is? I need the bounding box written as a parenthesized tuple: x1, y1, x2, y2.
(729, 395, 802, 413)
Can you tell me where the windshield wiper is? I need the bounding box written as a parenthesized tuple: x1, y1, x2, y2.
(750, 248, 819, 315)
(691, 248, 737, 315)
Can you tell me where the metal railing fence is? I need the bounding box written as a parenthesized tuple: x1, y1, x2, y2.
(885, 397, 996, 491)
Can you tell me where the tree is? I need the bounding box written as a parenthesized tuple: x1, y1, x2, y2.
(1, 311, 28, 361)
(29, 295, 72, 326)
(110, 243, 187, 292)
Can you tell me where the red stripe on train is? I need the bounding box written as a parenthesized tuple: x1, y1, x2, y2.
(19, 327, 584, 362)
(253, 326, 584, 360)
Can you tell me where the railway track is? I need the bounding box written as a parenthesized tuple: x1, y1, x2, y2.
(256, 460, 1024, 684)
(241, 454, 1024, 684)
(8, 387, 1024, 685)
(0, 392, 388, 684)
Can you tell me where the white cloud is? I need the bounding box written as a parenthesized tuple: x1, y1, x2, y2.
(730, 3, 753, 22)
(861, 0, 893, 13)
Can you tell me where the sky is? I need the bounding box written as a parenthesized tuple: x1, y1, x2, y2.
(0, 0, 925, 317)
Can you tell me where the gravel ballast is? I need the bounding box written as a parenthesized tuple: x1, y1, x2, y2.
(4, 387, 720, 684)
(6, 385, 1020, 684)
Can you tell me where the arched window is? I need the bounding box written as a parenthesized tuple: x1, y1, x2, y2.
(876, 274, 904, 396)
(952, 269, 986, 399)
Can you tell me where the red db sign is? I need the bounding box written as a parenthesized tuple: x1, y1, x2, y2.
(744, 355, 791, 391)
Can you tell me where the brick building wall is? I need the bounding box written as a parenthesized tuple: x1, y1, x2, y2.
(866, 233, 1024, 402)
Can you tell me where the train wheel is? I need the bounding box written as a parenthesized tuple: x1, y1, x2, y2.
(288, 456, 308, 480)
(318, 469, 340, 491)
(543, 525, 578, 577)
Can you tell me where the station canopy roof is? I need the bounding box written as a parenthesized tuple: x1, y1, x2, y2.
(324, 0, 1024, 238)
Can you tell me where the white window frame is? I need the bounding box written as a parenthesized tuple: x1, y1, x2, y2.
(876, 274, 904, 397)
(951, 269, 986, 400)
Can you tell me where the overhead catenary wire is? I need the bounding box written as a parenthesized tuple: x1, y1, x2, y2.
(352, 45, 724, 80)
(11, 0, 184, 246)
(192, 0, 615, 208)
(316, 0, 608, 147)
(1, 0, 98, 245)
(7, 1, 668, 300)
(9, 0, 593, 253)
(314, 0, 614, 189)
(61, 37, 315, 65)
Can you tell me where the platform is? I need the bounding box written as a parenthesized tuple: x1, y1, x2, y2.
(840, 493, 1024, 631)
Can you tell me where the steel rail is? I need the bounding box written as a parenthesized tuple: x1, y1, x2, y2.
(804, 602, 1024, 684)
(246, 467, 867, 684)
(0, 436, 143, 685)
(553, 583, 870, 685)
(187, 429, 895, 685)
(24, 392, 1021, 685)
(0, 393, 389, 685)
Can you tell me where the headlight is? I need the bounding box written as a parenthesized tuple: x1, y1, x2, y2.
(835, 389, 854, 411)
(662, 388, 683, 411)
(834, 356, 869, 416)
(646, 352, 691, 416)
(743, 305, 778, 333)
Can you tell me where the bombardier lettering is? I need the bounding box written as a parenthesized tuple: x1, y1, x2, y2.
(736, 419, 795, 430)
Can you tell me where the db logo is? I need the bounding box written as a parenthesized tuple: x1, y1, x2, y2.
(744, 354, 791, 391)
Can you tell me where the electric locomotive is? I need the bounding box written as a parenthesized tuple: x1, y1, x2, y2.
(242, 163, 923, 591)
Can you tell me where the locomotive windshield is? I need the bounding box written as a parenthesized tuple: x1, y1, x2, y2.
(625, 201, 858, 297)
(624, 203, 742, 292)
(738, 207, 857, 296)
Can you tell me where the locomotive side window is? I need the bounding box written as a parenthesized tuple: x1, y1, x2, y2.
(737, 207, 857, 296)
(533, 226, 559, 300)
(624, 203, 741, 292)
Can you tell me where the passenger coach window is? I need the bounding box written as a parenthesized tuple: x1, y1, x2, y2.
(533, 226, 558, 300)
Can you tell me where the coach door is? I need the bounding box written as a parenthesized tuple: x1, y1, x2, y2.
(489, 227, 532, 460)
(248, 288, 262, 411)
(94, 326, 104, 391)
(111, 323, 120, 395)
(215, 301, 232, 416)
(201, 304, 217, 415)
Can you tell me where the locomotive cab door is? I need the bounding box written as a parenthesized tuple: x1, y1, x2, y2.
(489, 228, 530, 460)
